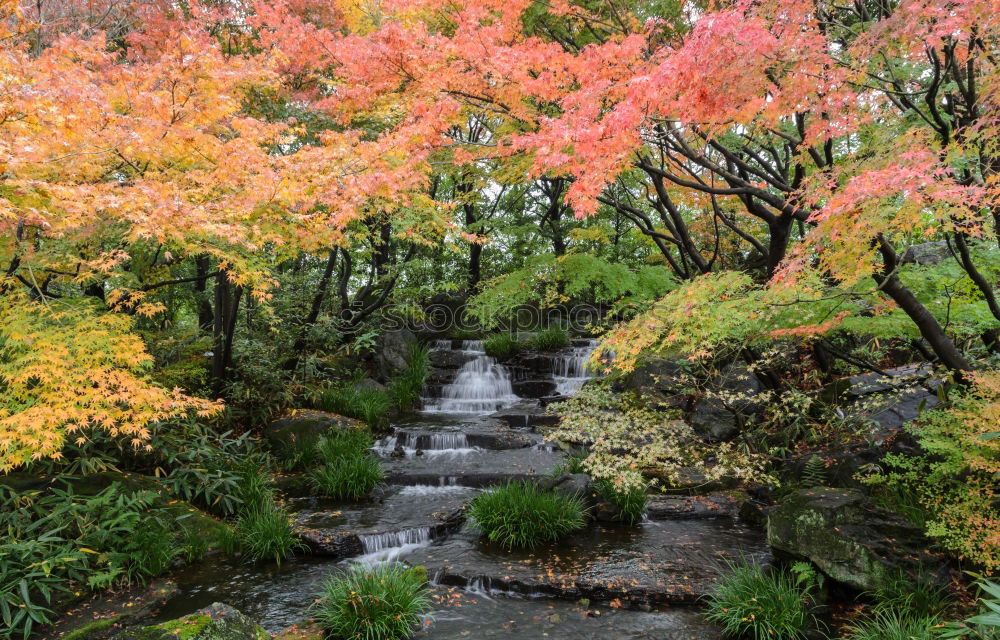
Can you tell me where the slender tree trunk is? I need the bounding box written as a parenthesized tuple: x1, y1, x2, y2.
(873, 238, 971, 374)
(211, 273, 242, 390)
(195, 255, 214, 331)
(284, 249, 338, 371)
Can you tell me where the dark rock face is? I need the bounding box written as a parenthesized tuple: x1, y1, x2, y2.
(766, 488, 948, 592)
(824, 363, 940, 438)
(624, 358, 690, 409)
(428, 348, 469, 370)
(901, 241, 950, 265)
(376, 328, 418, 378)
(537, 473, 597, 511)
(262, 410, 363, 449)
(688, 363, 764, 442)
(512, 379, 557, 398)
(113, 603, 269, 640)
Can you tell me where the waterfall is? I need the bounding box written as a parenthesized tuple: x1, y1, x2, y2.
(373, 430, 476, 457)
(552, 340, 598, 395)
(423, 340, 519, 413)
(355, 527, 433, 565)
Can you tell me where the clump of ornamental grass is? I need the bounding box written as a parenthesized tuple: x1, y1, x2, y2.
(234, 503, 303, 565)
(530, 327, 569, 350)
(843, 611, 941, 640)
(467, 481, 587, 550)
(310, 455, 385, 500)
(595, 478, 649, 525)
(314, 563, 431, 640)
(483, 333, 521, 359)
(704, 560, 818, 640)
(308, 431, 385, 499)
(868, 569, 952, 617)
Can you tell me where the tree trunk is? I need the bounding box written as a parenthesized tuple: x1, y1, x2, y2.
(195, 255, 214, 331)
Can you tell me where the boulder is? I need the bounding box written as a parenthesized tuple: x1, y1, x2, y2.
(377, 328, 418, 378)
(263, 409, 364, 449)
(624, 357, 691, 409)
(537, 473, 596, 510)
(688, 363, 764, 442)
(901, 241, 950, 265)
(112, 603, 268, 640)
(512, 379, 557, 398)
(428, 348, 469, 370)
(766, 488, 948, 592)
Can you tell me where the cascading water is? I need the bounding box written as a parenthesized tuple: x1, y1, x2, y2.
(552, 339, 599, 395)
(422, 340, 519, 413)
(373, 430, 477, 458)
(355, 527, 433, 565)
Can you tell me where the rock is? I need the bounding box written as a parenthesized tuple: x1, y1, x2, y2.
(263, 409, 364, 449)
(688, 397, 740, 441)
(272, 622, 324, 640)
(901, 241, 950, 265)
(355, 377, 385, 392)
(49, 580, 180, 640)
(112, 603, 268, 640)
(624, 357, 691, 409)
(738, 499, 768, 527)
(377, 328, 418, 378)
(429, 349, 469, 370)
(537, 473, 596, 510)
(645, 493, 742, 520)
(766, 488, 948, 592)
(688, 363, 765, 442)
(822, 363, 941, 440)
(512, 379, 557, 398)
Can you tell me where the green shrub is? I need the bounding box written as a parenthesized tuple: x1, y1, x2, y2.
(318, 386, 391, 428)
(388, 343, 430, 411)
(234, 503, 302, 565)
(484, 333, 521, 359)
(552, 449, 588, 475)
(467, 482, 587, 550)
(530, 327, 569, 351)
(314, 563, 431, 640)
(868, 569, 952, 617)
(315, 430, 374, 463)
(595, 479, 648, 525)
(940, 577, 1000, 638)
(0, 482, 186, 640)
(704, 560, 817, 640)
(844, 611, 940, 640)
(310, 455, 385, 500)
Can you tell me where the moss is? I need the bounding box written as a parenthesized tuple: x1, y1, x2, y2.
(61, 616, 119, 640)
(140, 614, 213, 640)
(405, 565, 429, 585)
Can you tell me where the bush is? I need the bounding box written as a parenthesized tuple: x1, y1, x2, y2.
(483, 333, 521, 359)
(387, 343, 430, 411)
(530, 327, 569, 351)
(868, 569, 952, 617)
(233, 503, 302, 565)
(704, 560, 817, 640)
(314, 563, 431, 640)
(230, 463, 303, 564)
(0, 482, 185, 640)
(310, 455, 385, 500)
(317, 385, 391, 428)
(844, 611, 940, 640)
(595, 479, 648, 525)
(467, 482, 587, 550)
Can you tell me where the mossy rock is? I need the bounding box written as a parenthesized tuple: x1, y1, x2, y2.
(405, 565, 429, 585)
(163, 502, 233, 553)
(272, 622, 324, 640)
(263, 409, 365, 450)
(766, 488, 948, 592)
(112, 604, 268, 640)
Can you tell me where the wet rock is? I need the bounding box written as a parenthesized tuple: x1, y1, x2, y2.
(738, 499, 768, 527)
(272, 622, 324, 640)
(377, 328, 418, 378)
(49, 580, 180, 640)
(822, 363, 940, 439)
(429, 348, 469, 370)
(645, 493, 741, 520)
(537, 473, 596, 509)
(901, 241, 950, 265)
(412, 520, 771, 607)
(766, 488, 948, 592)
(263, 409, 364, 450)
(624, 358, 690, 409)
(112, 603, 268, 640)
(688, 363, 764, 442)
(510, 353, 554, 374)
(512, 379, 557, 398)
(491, 407, 559, 430)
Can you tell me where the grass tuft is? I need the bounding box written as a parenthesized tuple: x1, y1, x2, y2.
(314, 563, 431, 640)
(844, 611, 940, 640)
(467, 481, 586, 550)
(704, 560, 817, 640)
(595, 478, 648, 525)
(530, 327, 570, 351)
(483, 333, 521, 359)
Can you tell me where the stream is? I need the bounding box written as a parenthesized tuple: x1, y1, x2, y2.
(151, 339, 768, 637)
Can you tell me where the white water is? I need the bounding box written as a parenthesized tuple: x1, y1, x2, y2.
(422, 340, 520, 413)
(373, 431, 478, 458)
(397, 484, 474, 496)
(552, 340, 598, 395)
(354, 527, 433, 566)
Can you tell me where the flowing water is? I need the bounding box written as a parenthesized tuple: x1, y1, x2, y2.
(149, 337, 763, 637)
